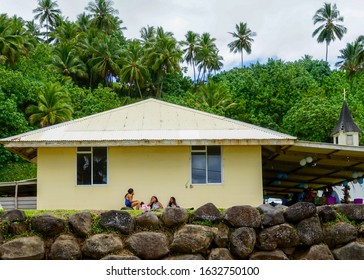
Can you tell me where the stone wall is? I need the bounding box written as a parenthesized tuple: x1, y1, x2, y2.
(0, 202, 364, 260)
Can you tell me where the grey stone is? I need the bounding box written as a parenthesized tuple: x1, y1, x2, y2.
(249, 249, 289, 260)
(164, 254, 205, 260)
(317, 205, 336, 223)
(135, 212, 160, 229)
(8, 221, 28, 235)
(229, 227, 256, 259)
(101, 254, 141, 260)
(335, 204, 364, 221)
(208, 248, 235, 260)
(283, 202, 316, 223)
(190, 203, 222, 222)
(99, 210, 134, 234)
(358, 224, 364, 238)
(31, 214, 66, 237)
(82, 233, 123, 259)
(257, 204, 285, 227)
(50, 234, 81, 260)
(257, 223, 300, 250)
(170, 224, 215, 254)
(0, 236, 44, 260)
(223, 205, 261, 228)
(69, 212, 92, 238)
(323, 222, 357, 248)
(297, 216, 323, 246)
(125, 232, 169, 260)
(295, 244, 334, 260)
(214, 223, 230, 248)
(332, 242, 364, 260)
(1, 209, 26, 222)
(161, 207, 188, 227)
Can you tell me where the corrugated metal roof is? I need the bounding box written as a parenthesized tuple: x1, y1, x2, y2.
(1, 98, 296, 145)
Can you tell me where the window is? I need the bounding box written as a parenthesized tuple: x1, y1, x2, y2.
(191, 146, 222, 184)
(77, 147, 107, 185)
(346, 135, 353, 145)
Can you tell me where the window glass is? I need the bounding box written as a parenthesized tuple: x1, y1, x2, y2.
(191, 146, 222, 184)
(77, 153, 91, 185)
(77, 147, 107, 185)
(93, 147, 107, 184)
(192, 153, 206, 184)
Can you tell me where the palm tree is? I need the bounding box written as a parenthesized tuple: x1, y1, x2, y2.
(26, 82, 73, 127)
(0, 15, 24, 67)
(145, 27, 183, 98)
(119, 40, 149, 98)
(336, 37, 364, 81)
(181, 31, 200, 83)
(86, 0, 123, 35)
(87, 33, 122, 86)
(195, 33, 220, 82)
(312, 3, 347, 62)
(33, 0, 61, 42)
(196, 80, 236, 113)
(228, 22, 256, 68)
(52, 43, 88, 80)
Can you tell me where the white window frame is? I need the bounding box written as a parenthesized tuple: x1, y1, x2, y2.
(76, 147, 108, 186)
(190, 145, 223, 185)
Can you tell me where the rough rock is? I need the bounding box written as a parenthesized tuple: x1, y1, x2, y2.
(0, 236, 44, 260)
(69, 212, 92, 237)
(214, 223, 230, 248)
(317, 205, 336, 223)
(170, 224, 215, 254)
(229, 227, 256, 259)
(31, 214, 66, 237)
(283, 202, 316, 223)
(50, 234, 81, 260)
(335, 204, 364, 221)
(125, 232, 169, 260)
(82, 233, 123, 259)
(332, 241, 364, 260)
(190, 203, 222, 222)
(223, 205, 261, 228)
(257, 223, 300, 250)
(257, 204, 285, 227)
(161, 207, 188, 227)
(208, 248, 235, 260)
(323, 222, 357, 248)
(358, 224, 364, 238)
(295, 244, 334, 260)
(0, 230, 3, 245)
(1, 209, 26, 222)
(8, 221, 28, 235)
(135, 212, 160, 229)
(249, 249, 289, 260)
(99, 210, 134, 234)
(101, 254, 141, 260)
(297, 217, 323, 246)
(164, 254, 205, 260)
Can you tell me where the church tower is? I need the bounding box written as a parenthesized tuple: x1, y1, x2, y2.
(331, 99, 361, 146)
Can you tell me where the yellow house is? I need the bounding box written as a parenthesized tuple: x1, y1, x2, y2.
(0, 99, 296, 210)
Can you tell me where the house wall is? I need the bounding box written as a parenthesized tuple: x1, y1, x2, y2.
(37, 146, 263, 210)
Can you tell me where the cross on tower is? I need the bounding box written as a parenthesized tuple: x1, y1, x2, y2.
(343, 88, 346, 101)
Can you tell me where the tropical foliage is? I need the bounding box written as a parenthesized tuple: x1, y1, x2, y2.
(1, 1, 364, 177)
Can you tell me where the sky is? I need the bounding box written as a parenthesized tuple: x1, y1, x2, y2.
(1, 0, 364, 72)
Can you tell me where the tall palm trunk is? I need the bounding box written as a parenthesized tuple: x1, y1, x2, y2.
(241, 51, 244, 68)
(325, 41, 329, 62)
